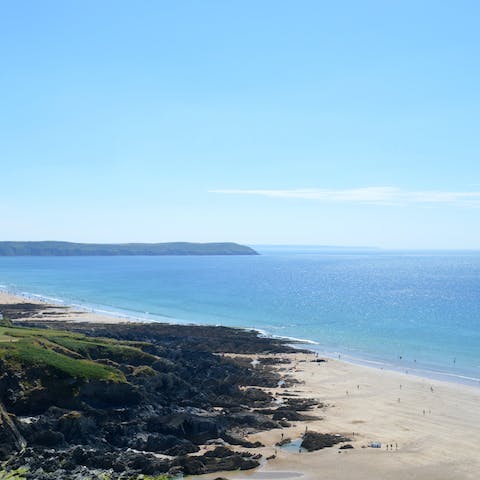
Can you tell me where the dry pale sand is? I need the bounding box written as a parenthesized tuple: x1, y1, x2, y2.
(2, 290, 479, 479)
(194, 353, 480, 480)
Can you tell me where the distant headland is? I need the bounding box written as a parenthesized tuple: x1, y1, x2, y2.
(0, 241, 258, 256)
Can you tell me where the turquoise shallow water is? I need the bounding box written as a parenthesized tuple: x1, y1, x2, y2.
(0, 248, 479, 386)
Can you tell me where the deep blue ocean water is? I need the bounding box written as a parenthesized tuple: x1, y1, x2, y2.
(1, 248, 479, 385)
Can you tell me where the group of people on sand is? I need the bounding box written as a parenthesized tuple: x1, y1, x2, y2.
(386, 443, 398, 451)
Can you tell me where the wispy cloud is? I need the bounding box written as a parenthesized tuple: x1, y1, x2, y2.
(210, 187, 480, 207)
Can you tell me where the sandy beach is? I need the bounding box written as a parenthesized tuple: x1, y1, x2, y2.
(194, 353, 480, 480)
(0, 290, 135, 324)
(2, 290, 479, 479)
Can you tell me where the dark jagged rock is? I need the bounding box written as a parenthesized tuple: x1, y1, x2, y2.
(134, 433, 199, 455)
(258, 356, 291, 365)
(285, 397, 323, 411)
(0, 303, 65, 320)
(256, 405, 319, 421)
(221, 432, 264, 448)
(300, 432, 351, 451)
(243, 387, 272, 407)
(0, 313, 308, 479)
(174, 447, 260, 475)
(204, 446, 235, 458)
(272, 409, 317, 421)
(227, 412, 280, 430)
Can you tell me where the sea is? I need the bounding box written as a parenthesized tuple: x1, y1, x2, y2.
(1, 247, 479, 387)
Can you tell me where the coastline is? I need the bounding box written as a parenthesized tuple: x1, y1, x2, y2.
(2, 290, 480, 479)
(193, 352, 480, 480)
(1, 287, 478, 388)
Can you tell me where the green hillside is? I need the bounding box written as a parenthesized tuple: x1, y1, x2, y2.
(0, 241, 258, 256)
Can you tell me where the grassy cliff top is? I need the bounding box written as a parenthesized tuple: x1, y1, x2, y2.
(0, 325, 159, 382)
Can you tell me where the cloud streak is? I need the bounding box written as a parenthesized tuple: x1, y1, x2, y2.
(210, 187, 480, 207)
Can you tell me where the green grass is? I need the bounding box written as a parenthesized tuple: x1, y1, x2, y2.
(0, 339, 125, 382)
(0, 326, 85, 340)
(49, 336, 157, 365)
(0, 467, 28, 480)
(0, 334, 16, 342)
(0, 326, 136, 382)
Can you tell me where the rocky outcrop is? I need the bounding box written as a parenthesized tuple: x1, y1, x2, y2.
(0, 402, 26, 460)
(174, 447, 260, 475)
(0, 316, 307, 479)
(300, 432, 351, 451)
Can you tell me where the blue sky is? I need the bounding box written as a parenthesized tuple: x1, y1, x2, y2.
(1, 1, 479, 248)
